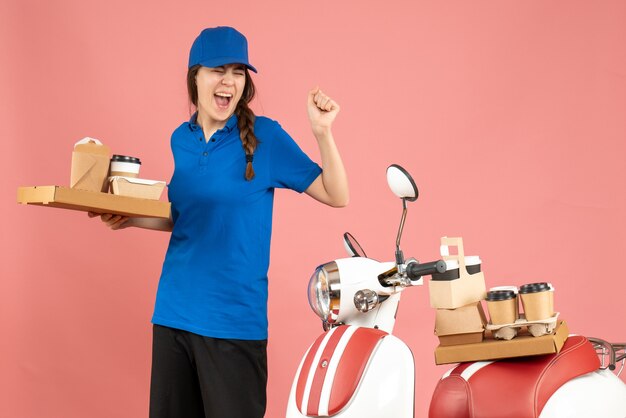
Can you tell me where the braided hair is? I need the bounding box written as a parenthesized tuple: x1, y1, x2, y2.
(187, 65, 259, 180)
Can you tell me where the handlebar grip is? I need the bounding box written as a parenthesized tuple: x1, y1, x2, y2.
(406, 260, 446, 280)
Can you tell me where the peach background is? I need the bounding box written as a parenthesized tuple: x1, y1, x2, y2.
(2, 0, 625, 417)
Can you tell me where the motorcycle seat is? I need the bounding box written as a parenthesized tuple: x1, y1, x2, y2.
(429, 335, 600, 418)
(294, 325, 388, 417)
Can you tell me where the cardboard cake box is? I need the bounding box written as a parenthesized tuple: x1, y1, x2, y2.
(109, 176, 166, 200)
(434, 320, 569, 365)
(70, 137, 111, 192)
(435, 302, 487, 346)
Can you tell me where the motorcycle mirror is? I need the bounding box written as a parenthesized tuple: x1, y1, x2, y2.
(343, 232, 367, 258)
(386, 164, 419, 202)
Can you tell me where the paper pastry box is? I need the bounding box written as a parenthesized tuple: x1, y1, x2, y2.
(70, 137, 111, 192)
(109, 176, 166, 200)
(435, 302, 487, 346)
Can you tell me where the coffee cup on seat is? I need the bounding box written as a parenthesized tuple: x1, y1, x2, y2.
(519, 282, 554, 321)
(486, 290, 518, 325)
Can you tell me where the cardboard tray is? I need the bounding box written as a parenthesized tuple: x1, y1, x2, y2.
(434, 320, 569, 365)
(17, 185, 170, 219)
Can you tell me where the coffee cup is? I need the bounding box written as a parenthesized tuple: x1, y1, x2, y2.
(486, 290, 518, 325)
(490, 286, 519, 318)
(431, 256, 481, 281)
(519, 282, 553, 321)
(110, 155, 141, 178)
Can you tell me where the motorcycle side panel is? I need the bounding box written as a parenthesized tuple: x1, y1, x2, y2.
(287, 334, 415, 418)
(539, 369, 626, 418)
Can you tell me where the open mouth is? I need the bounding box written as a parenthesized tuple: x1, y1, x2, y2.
(214, 92, 233, 109)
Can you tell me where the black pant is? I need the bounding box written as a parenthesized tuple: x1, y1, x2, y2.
(149, 325, 268, 418)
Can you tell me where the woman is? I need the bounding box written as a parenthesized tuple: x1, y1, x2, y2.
(89, 26, 348, 417)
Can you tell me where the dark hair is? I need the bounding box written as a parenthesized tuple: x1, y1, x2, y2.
(186, 65, 258, 180)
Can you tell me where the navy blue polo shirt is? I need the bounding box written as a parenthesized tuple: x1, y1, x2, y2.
(152, 113, 322, 340)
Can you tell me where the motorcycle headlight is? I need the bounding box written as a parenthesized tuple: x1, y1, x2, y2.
(307, 261, 340, 324)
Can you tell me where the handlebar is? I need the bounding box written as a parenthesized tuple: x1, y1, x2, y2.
(406, 260, 446, 280)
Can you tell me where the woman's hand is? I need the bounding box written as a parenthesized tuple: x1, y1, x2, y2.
(87, 212, 131, 230)
(307, 87, 340, 138)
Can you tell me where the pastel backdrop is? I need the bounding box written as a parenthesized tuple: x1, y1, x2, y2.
(2, 0, 625, 417)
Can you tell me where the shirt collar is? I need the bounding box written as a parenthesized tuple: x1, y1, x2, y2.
(189, 112, 239, 134)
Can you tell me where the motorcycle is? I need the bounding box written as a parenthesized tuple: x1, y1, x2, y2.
(285, 164, 626, 418)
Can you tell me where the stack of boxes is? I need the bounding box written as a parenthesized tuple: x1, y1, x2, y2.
(17, 137, 170, 219)
(430, 237, 488, 346)
(70, 138, 166, 200)
(430, 237, 569, 365)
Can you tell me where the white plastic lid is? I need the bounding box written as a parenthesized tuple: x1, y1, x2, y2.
(490, 285, 519, 294)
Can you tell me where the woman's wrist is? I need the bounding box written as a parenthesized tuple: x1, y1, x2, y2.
(313, 126, 333, 141)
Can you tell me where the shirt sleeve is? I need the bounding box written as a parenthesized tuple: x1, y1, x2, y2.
(269, 121, 322, 193)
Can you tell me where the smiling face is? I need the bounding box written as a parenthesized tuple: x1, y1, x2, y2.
(195, 64, 246, 129)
